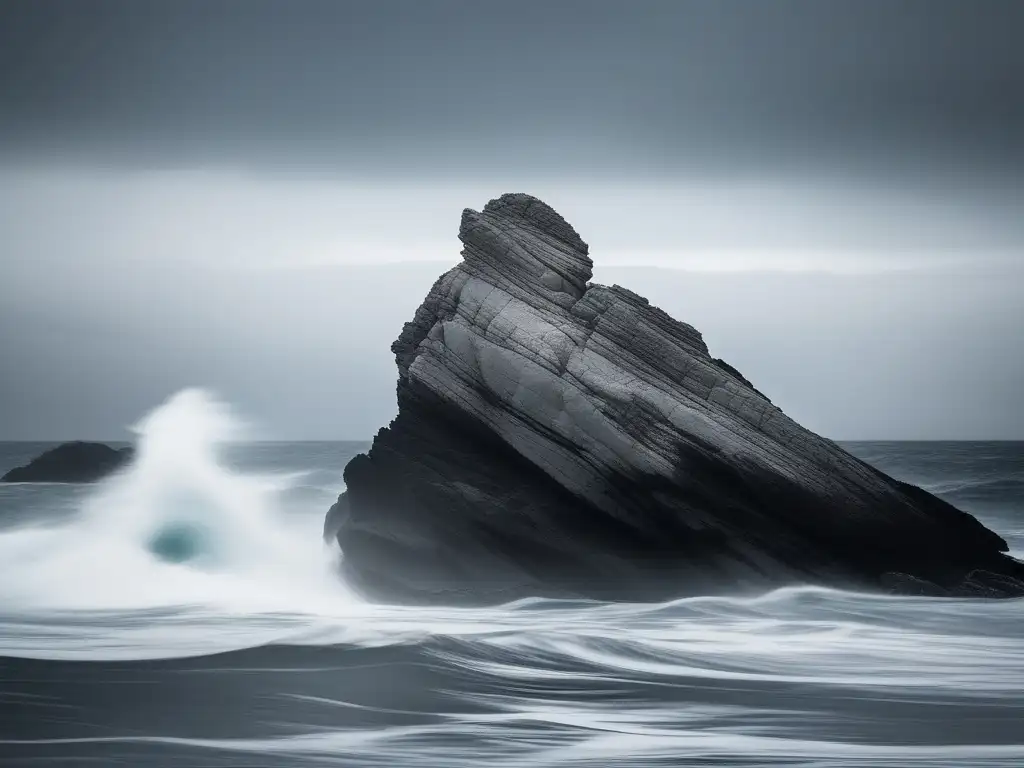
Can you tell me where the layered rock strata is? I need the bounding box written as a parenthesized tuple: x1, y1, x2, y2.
(327, 193, 1024, 603)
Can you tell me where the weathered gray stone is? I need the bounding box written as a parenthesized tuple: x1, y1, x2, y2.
(327, 193, 1024, 603)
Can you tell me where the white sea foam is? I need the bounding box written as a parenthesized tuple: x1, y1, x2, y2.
(0, 389, 348, 616)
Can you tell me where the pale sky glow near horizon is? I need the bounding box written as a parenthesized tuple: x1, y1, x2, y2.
(0, 0, 1022, 440)
(3, 166, 1019, 274)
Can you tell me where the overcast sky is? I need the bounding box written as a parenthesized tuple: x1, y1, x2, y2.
(0, 0, 1022, 439)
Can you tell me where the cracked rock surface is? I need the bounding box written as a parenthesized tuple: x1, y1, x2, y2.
(326, 193, 1024, 603)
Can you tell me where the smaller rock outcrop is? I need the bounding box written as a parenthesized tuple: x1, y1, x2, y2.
(1, 442, 133, 483)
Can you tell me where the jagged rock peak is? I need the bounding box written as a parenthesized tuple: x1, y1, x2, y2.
(458, 193, 593, 300)
(481, 193, 589, 255)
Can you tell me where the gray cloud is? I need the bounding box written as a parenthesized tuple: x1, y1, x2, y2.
(1, 1, 1021, 177)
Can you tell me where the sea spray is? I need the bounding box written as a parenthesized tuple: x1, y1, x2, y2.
(0, 388, 346, 611)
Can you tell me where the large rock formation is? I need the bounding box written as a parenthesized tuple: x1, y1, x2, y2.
(327, 193, 1024, 603)
(1, 442, 133, 483)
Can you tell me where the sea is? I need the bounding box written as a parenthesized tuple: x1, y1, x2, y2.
(0, 390, 1022, 767)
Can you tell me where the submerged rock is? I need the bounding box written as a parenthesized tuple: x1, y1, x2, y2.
(327, 193, 1024, 603)
(1, 441, 133, 483)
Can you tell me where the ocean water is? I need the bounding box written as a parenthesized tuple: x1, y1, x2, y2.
(0, 391, 1022, 767)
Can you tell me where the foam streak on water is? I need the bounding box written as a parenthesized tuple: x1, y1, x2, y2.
(0, 393, 1021, 767)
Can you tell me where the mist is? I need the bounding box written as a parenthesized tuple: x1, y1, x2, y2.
(0, 166, 1020, 439)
